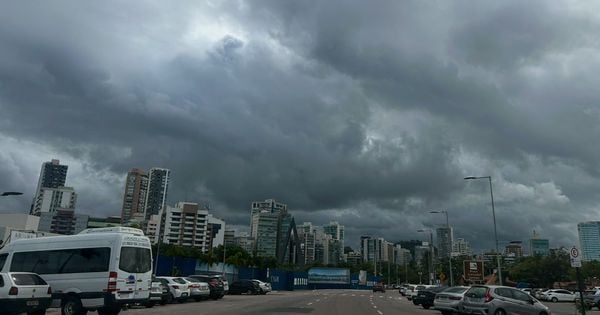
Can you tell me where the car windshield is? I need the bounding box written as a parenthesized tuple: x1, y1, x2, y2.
(444, 287, 469, 294)
(173, 278, 186, 284)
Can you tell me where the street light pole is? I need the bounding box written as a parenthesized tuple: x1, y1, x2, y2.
(465, 176, 502, 285)
(430, 210, 454, 287)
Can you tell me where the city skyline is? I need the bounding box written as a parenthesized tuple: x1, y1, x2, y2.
(3, 1, 600, 253)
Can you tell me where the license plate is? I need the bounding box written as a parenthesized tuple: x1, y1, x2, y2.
(27, 300, 39, 306)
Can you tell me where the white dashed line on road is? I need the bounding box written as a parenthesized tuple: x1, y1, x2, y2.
(307, 302, 313, 306)
(377, 311, 383, 315)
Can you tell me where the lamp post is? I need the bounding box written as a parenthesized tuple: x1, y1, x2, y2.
(1, 192, 23, 196)
(430, 210, 453, 287)
(418, 229, 434, 285)
(464, 176, 502, 285)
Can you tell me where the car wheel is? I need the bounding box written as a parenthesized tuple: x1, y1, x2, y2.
(413, 300, 419, 305)
(165, 294, 174, 304)
(423, 304, 431, 309)
(441, 311, 453, 315)
(494, 309, 506, 315)
(145, 301, 155, 308)
(27, 311, 46, 315)
(62, 296, 87, 315)
(551, 297, 558, 303)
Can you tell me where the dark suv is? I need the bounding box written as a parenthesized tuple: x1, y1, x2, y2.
(229, 280, 260, 295)
(189, 275, 225, 300)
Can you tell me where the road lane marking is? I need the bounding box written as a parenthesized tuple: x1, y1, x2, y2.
(316, 299, 320, 302)
(307, 302, 313, 306)
(377, 311, 383, 315)
(373, 305, 377, 309)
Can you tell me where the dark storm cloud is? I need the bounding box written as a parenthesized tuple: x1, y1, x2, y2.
(1, 1, 600, 251)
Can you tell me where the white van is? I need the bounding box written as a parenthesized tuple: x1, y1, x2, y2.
(0, 227, 152, 315)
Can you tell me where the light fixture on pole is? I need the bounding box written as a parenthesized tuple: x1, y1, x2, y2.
(1, 192, 23, 196)
(417, 229, 434, 285)
(430, 210, 453, 287)
(464, 175, 502, 285)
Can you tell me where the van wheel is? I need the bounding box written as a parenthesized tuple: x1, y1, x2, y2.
(494, 309, 506, 315)
(62, 297, 87, 315)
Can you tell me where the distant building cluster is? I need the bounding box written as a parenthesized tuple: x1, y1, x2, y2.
(4, 158, 600, 267)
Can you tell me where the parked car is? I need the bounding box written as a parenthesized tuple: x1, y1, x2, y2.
(576, 290, 600, 310)
(543, 289, 576, 302)
(155, 278, 173, 305)
(229, 280, 260, 295)
(399, 284, 408, 296)
(404, 284, 417, 298)
(156, 277, 190, 303)
(413, 286, 446, 309)
(0, 272, 52, 315)
(182, 277, 211, 301)
(373, 283, 386, 293)
(409, 285, 430, 301)
(462, 285, 550, 315)
(211, 275, 229, 293)
(434, 286, 470, 315)
(145, 277, 169, 307)
(251, 279, 272, 294)
(189, 275, 225, 300)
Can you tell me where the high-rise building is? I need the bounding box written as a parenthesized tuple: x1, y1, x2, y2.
(414, 245, 430, 266)
(360, 236, 386, 263)
(224, 229, 236, 247)
(38, 209, 89, 235)
(151, 202, 225, 253)
(234, 234, 255, 254)
(299, 222, 316, 264)
(578, 222, 600, 261)
(30, 159, 73, 216)
(120, 168, 149, 223)
(529, 230, 550, 257)
(452, 238, 472, 257)
(249, 199, 300, 264)
(31, 186, 77, 216)
(436, 226, 454, 259)
(35, 159, 68, 192)
(346, 251, 362, 265)
(504, 241, 523, 257)
(144, 168, 170, 220)
(396, 247, 412, 265)
(323, 221, 345, 263)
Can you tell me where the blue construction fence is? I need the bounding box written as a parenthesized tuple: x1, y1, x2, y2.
(154, 256, 379, 291)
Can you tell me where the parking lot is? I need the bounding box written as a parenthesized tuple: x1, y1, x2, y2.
(42, 290, 585, 315)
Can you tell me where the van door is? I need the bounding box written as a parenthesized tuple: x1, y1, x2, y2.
(118, 246, 152, 301)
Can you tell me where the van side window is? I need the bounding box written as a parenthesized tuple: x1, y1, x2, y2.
(0, 253, 7, 271)
(0, 274, 4, 287)
(10, 248, 110, 274)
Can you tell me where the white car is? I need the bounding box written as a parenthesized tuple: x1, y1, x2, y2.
(0, 272, 52, 315)
(182, 277, 211, 301)
(410, 285, 433, 301)
(157, 277, 191, 303)
(252, 279, 272, 294)
(543, 289, 576, 302)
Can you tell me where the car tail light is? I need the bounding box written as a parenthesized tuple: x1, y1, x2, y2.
(9, 287, 18, 295)
(107, 271, 118, 292)
(450, 296, 462, 300)
(47, 287, 52, 295)
(485, 289, 494, 303)
(172, 285, 179, 289)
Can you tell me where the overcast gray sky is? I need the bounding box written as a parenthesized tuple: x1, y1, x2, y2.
(1, 1, 599, 251)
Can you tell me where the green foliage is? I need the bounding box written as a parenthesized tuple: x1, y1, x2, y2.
(507, 252, 571, 287)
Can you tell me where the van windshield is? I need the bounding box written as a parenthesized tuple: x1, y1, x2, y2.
(119, 247, 151, 273)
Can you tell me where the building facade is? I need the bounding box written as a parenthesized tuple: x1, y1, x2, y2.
(38, 209, 89, 235)
(144, 168, 170, 220)
(158, 202, 211, 251)
(452, 238, 472, 257)
(31, 159, 69, 215)
(0, 214, 41, 245)
(31, 186, 77, 216)
(120, 168, 149, 223)
(249, 199, 300, 264)
(578, 221, 600, 261)
(436, 226, 454, 259)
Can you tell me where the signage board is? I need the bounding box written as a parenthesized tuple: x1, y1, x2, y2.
(463, 260, 485, 282)
(570, 246, 582, 268)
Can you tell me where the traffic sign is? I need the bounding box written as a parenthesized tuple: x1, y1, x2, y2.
(570, 246, 582, 268)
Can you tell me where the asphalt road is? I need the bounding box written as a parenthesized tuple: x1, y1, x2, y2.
(45, 290, 585, 315)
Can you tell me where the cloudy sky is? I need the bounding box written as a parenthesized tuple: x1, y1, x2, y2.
(1, 1, 600, 251)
